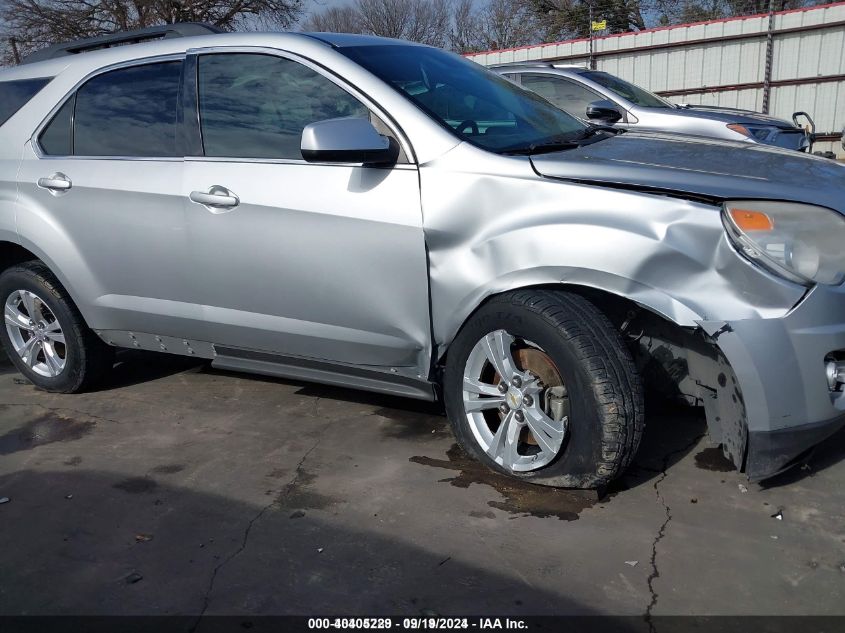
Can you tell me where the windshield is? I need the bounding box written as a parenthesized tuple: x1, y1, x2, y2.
(339, 45, 587, 153)
(580, 71, 672, 108)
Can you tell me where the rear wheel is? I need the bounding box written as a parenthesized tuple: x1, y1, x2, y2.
(444, 289, 644, 488)
(0, 261, 113, 393)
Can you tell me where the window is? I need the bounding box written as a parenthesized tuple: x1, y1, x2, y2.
(38, 96, 73, 156)
(41, 61, 181, 157)
(579, 71, 671, 109)
(197, 53, 369, 160)
(338, 45, 585, 154)
(521, 75, 603, 121)
(0, 77, 51, 127)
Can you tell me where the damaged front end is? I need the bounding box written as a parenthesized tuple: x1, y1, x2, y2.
(423, 135, 845, 482)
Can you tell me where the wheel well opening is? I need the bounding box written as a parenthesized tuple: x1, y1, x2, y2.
(0, 242, 39, 273)
(440, 284, 748, 470)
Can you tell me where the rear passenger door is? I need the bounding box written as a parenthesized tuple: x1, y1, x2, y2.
(16, 59, 196, 338)
(181, 50, 430, 373)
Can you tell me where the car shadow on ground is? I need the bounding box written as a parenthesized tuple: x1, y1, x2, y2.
(0, 468, 642, 626)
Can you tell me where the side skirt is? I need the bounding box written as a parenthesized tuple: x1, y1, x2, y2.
(212, 346, 437, 401)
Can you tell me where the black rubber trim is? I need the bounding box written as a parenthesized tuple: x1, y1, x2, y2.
(214, 345, 433, 392)
(746, 411, 845, 481)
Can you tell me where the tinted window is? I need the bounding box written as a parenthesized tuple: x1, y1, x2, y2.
(0, 77, 51, 126)
(39, 96, 74, 156)
(73, 62, 181, 157)
(522, 75, 602, 120)
(198, 53, 368, 160)
(580, 71, 671, 108)
(339, 45, 585, 154)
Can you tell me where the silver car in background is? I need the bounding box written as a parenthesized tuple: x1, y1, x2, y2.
(494, 63, 815, 152)
(0, 26, 843, 489)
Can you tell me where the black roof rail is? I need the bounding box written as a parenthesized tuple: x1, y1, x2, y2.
(21, 22, 223, 65)
(487, 62, 555, 69)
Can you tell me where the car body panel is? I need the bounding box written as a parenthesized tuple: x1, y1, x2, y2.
(529, 131, 845, 215)
(182, 158, 430, 372)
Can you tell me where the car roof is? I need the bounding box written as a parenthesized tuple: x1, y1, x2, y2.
(0, 29, 419, 82)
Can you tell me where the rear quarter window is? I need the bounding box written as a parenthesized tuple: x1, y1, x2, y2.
(0, 77, 52, 126)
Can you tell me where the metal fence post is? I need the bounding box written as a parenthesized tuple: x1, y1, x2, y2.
(762, 0, 775, 114)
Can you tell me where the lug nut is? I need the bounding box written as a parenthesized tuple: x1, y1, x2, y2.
(497, 382, 507, 393)
(498, 403, 509, 414)
(514, 411, 525, 422)
(511, 376, 522, 388)
(523, 395, 533, 407)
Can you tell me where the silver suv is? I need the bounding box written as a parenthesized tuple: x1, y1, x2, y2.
(1, 25, 844, 488)
(494, 64, 814, 152)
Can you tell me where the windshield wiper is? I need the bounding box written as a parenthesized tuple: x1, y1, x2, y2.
(501, 126, 620, 156)
(502, 139, 580, 156)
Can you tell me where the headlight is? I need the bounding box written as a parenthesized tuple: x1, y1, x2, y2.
(723, 200, 845, 286)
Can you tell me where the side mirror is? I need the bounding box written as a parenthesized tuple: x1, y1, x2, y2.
(301, 117, 398, 165)
(586, 99, 623, 124)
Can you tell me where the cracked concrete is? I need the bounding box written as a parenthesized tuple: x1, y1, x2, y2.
(0, 351, 843, 616)
(644, 433, 707, 630)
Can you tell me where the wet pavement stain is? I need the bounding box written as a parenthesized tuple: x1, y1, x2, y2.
(0, 411, 95, 455)
(375, 407, 450, 441)
(113, 477, 158, 494)
(694, 446, 736, 472)
(275, 469, 339, 512)
(410, 444, 606, 521)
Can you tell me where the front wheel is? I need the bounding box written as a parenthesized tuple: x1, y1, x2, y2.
(444, 289, 644, 489)
(0, 261, 113, 393)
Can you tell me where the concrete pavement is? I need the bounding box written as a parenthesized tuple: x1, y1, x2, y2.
(0, 350, 843, 618)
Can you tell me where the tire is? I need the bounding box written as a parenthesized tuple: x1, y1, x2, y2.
(444, 289, 644, 489)
(0, 261, 113, 393)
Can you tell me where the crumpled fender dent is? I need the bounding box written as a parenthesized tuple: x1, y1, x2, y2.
(421, 142, 806, 356)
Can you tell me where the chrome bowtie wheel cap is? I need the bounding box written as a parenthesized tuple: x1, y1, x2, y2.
(4, 289, 67, 377)
(462, 329, 569, 472)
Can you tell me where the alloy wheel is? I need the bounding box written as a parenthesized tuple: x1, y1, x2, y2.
(462, 329, 569, 472)
(4, 289, 67, 378)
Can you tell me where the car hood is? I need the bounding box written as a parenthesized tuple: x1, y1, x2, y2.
(530, 131, 845, 215)
(667, 105, 799, 129)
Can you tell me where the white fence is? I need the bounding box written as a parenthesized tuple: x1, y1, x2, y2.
(467, 2, 845, 157)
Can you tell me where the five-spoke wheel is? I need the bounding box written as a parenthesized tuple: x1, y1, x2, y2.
(445, 289, 644, 488)
(0, 261, 113, 392)
(463, 329, 569, 472)
(5, 289, 67, 377)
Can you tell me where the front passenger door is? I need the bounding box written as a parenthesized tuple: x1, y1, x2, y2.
(182, 51, 431, 374)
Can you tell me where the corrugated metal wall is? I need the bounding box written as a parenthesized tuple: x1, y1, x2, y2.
(467, 2, 845, 157)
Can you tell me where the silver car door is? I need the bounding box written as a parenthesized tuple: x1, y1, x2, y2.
(182, 50, 430, 375)
(15, 58, 198, 338)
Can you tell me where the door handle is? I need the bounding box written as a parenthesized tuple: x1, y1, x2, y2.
(189, 186, 239, 211)
(37, 173, 72, 193)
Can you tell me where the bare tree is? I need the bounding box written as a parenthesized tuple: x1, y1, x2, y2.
(1, 0, 303, 62)
(478, 0, 538, 49)
(354, 0, 451, 46)
(302, 5, 361, 32)
(449, 0, 483, 52)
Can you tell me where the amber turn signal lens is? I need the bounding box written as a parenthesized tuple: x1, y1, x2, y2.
(727, 123, 751, 137)
(730, 209, 774, 231)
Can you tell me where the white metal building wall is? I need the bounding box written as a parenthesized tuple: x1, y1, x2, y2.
(467, 2, 845, 157)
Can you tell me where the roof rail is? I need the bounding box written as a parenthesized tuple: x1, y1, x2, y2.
(21, 22, 223, 65)
(488, 62, 555, 69)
